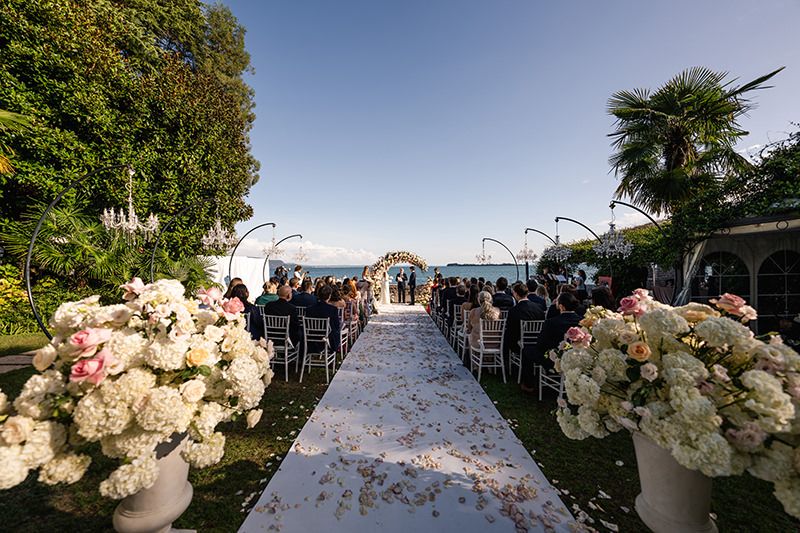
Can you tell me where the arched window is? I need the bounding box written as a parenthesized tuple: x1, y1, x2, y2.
(757, 250, 800, 333)
(691, 252, 749, 304)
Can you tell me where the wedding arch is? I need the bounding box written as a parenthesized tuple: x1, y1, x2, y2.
(370, 251, 428, 300)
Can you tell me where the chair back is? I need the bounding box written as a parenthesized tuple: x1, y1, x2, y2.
(264, 314, 291, 349)
(453, 303, 464, 327)
(336, 307, 347, 331)
(520, 320, 544, 350)
(295, 306, 307, 318)
(479, 318, 506, 350)
(303, 317, 330, 353)
(256, 304, 265, 315)
(500, 309, 509, 320)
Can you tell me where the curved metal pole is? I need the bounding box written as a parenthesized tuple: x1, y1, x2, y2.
(149, 206, 191, 283)
(262, 233, 303, 282)
(26, 164, 130, 340)
(482, 237, 520, 281)
(227, 222, 276, 281)
(554, 217, 602, 243)
(524, 227, 558, 246)
(609, 200, 663, 232)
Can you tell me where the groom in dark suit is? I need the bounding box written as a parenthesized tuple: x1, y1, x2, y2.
(408, 266, 417, 305)
(396, 268, 407, 303)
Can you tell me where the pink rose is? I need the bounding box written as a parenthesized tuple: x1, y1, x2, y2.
(68, 327, 112, 358)
(69, 349, 115, 385)
(710, 293, 755, 321)
(198, 287, 223, 306)
(222, 297, 244, 320)
(120, 277, 146, 301)
(632, 288, 653, 302)
(565, 327, 592, 347)
(725, 422, 767, 452)
(618, 296, 643, 317)
(739, 305, 757, 323)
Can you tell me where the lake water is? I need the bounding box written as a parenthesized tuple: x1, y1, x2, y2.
(291, 264, 539, 284)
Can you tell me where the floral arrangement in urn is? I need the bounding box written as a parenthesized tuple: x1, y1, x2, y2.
(550, 289, 800, 518)
(0, 278, 273, 499)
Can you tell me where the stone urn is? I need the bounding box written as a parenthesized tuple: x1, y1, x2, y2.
(113, 433, 194, 533)
(632, 432, 717, 533)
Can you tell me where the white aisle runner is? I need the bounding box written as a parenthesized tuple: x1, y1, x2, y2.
(240, 305, 578, 532)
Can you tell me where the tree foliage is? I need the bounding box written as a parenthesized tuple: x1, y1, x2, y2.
(0, 0, 258, 258)
(608, 66, 783, 215)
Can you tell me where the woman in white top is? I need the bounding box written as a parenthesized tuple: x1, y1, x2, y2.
(467, 291, 501, 350)
(293, 265, 303, 280)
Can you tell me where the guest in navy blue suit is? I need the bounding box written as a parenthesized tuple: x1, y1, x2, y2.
(262, 285, 301, 345)
(492, 277, 515, 311)
(291, 279, 317, 308)
(306, 284, 341, 352)
(526, 279, 548, 309)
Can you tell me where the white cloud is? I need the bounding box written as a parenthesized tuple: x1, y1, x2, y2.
(594, 211, 663, 230)
(233, 238, 378, 266)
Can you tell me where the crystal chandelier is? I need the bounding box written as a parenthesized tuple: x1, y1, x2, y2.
(516, 236, 538, 263)
(100, 167, 159, 242)
(594, 209, 634, 259)
(475, 242, 492, 264)
(264, 227, 284, 257)
(202, 218, 238, 250)
(294, 245, 309, 263)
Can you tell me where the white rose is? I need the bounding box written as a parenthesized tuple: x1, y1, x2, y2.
(32, 344, 57, 372)
(0, 391, 8, 415)
(641, 363, 659, 382)
(246, 409, 263, 429)
(180, 380, 206, 403)
(203, 325, 225, 344)
(1, 416, 35, 445)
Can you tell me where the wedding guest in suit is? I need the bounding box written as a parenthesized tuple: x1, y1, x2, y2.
(526, 279, 548, 309)
(545, 284, 585, 319)
(230, 284, 264, 341)
(306, 284, 341, 352)
(492, 277, 515, 311)
(439, 277, 458, 317)
(396, 268, 407, 303)
(255, 280, 279, 306)
(521, 292, 582, 392)
(408, 266, 417, 305)
(504, 282, 546, 359)
(448, 284, 468, 328)
(263, 285, 300, 344)
(291, 279, 317, 308)
(288, 277, 300, 297)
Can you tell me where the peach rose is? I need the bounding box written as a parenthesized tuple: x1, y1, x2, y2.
(186, 347, 210, 367)
(627, 341, 651, 362)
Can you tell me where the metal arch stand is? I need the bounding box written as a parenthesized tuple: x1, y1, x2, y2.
(554, 215, 611, 279)
(227, 222, 276, 282)
(482, 237, 520, 282)
(609, 200, 663, 232)
(25, 164, 131, 340)
(262, 233, 303, 283)
(149, 206, 191, 283)
(524, 227, 559, 280)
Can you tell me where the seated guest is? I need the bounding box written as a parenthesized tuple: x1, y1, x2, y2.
(467, 291, 502, 352)
(461, 285, 480, 321)
(230, 284, 264, 340)
(545, 284, 585, 319)
(448, 284, 468, 328)
(492, 277, 515, 311)
(329, 286, 347, 309)
(503, 282, 546, 358)
(591, 285, 615, 310)
(521, 292, 582, 392)
(306, 285, 341, 352)
(262, 285, 300, 345)
(224, 277, 243, 299)
(526, 279, 548, 309)
(288, 277, 300, 297)
(255, 280, 279, 306)
(535, 284, 551, 308)
(439, 277, 457, 314)
(292, 279, 318, 308)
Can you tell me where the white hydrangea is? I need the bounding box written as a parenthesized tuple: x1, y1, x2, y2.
(13, 370, 67, 420)
(136, 279, 187, 308)
(662, 351, 709, 387)
(774, 477, 800, 518)
(49, 296, 101, 333)
(577, 405, 608, 438)
(564, 369, 601, 406)
(591, 318, 626, 350)
(145, 336, 190, 371)
(749, 441, 794, 483)
(0, 444, 29, 489)
(101, 427, 167, 459)
(182, 432, 226, 468)
(20, 421, 67, 468)
(596, 348, 629, 382)
(38, 452, 91, 485)
(741, 370, 795, 433)
(99, 453, 160, 499)
(194, 310, 220, 329)
(671, 431, 735, 477)
(0, 390, 7, 415)
(189, 402, 227, 440)
(638, 309, 689, 352)
(88, 304, 132, 328)
(223, 356, 260, 388)
(101, 367, 157, 408)
(73, 389, 133, 441)
(559, 348, 594, 374)
(135, 387, 193, 435)
(105, 329, 148, 370)
(556, 408, 590, 440)
(1, 415, 35, 445)
(694, 316, 753, 348)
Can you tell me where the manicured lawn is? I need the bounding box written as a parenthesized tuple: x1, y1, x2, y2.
(0, 332, 48, 356)
(478, 373, 799, 533)
(0, 364, 331, 533)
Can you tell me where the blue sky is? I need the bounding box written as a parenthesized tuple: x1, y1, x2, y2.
(223, 0, 800, 265)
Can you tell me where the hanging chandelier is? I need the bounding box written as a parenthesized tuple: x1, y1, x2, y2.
(475, 242, 492, 264)
(202, 218, 238, 250)
(100, 167, 159, 242)
(540, 219, 573, 263)
(263, 227, 284, 257)
(594, 209, 634, 259)
(294, 244, 309, 263)
(516, 236, 538, 263)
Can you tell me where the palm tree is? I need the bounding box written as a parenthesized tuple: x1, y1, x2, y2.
(0, 109, 31, 174)
(607, 66, 784, 215)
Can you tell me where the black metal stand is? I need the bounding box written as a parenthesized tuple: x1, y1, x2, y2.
(227, 222, 276, 282)
(261, 234, 303, 282)
(482, 237, 520, 282)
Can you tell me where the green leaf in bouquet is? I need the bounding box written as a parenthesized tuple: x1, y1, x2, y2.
(198, 365, 212, 376)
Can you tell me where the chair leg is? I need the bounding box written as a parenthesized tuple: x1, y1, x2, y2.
(325, 354, 330, 383)
(538, 373, 543, 401)
(500, 358, 506, 384)
(477, 354, 482, 382)
(517, 359, 522, 384)
(299, 355, 307, 383)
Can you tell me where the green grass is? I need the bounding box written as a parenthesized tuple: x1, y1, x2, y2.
(0, 364, 331, 533)
(0, 332, 48, 356)
(478, 373, 799, 533)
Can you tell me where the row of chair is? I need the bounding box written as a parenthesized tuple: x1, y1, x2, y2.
(430, 295, 563, 399)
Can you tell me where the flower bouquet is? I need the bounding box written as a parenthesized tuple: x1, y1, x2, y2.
(550, 289, 799, 519)
(0, 278, 273, 499)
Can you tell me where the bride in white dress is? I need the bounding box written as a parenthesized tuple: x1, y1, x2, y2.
(379, 271, 391, 305)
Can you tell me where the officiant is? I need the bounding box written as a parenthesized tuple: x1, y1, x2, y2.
(396, 268, 407, 303)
